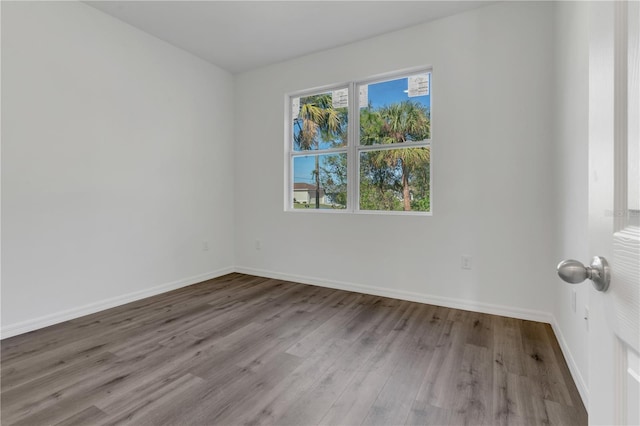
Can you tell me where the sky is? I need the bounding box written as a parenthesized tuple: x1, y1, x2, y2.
(293, 74, 431, 185)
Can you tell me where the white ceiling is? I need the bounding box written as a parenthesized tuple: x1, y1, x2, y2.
(85, 1, 495, 74)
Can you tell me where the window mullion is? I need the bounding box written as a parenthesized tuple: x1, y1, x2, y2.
(348, 82, 358, 213)
(357, 140, 431, 153)
(291, 147, 348, 157)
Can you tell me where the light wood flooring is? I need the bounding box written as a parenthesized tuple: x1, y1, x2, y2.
(1, 273, 587, 425)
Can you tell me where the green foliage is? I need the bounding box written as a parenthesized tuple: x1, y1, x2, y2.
(359, 101, 431, 211)
(379, 101, 430, 142)
(293, 95, 431, 212)
(410, 195, 430, 212)
(294, 94, 347, 151)
(320, 153, 347, 207)
(359, 107, 386, 146)
(359, 183, 403, 211)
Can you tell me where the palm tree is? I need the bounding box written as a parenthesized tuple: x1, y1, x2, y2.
(294, 94, 344, 208)
(362, 101, 430, 211)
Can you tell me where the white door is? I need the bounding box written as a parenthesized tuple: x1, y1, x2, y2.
(588, 1, 640, 424)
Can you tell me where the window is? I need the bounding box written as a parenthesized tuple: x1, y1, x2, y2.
(287, 68, 431, 214)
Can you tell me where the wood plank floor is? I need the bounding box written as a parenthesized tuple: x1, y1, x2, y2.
(1, 273, 587, 425)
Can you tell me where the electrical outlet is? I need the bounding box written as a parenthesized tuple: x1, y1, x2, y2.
(255, 239, 262, 250)
(461, 255, 472, 270)
(571, 290, 576, 313)
(202, 241, 209, 251)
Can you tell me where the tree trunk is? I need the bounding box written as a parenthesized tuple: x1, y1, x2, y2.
(402, 163, 411, 211)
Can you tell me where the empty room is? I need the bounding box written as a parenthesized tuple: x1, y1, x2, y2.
(1, 1, 639, 425)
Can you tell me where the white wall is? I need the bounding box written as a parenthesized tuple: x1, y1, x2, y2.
(551, 1, 590, 405)
(0, 1, 591, 408)
(234, 2, 557, 320)
(1, 1, 235, 336)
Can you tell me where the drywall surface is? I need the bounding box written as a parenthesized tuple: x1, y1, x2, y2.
(1, 1, 235, 334)
(551, 1, 590, 405)
(234, 2, 556, 318)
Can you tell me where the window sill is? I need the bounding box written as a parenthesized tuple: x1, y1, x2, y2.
(284, 208, 432, 217)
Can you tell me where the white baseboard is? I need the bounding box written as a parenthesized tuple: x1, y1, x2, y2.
(0, 267, 234, 339)
(550, 317, 590, 409)
(235, 266, 554, 324)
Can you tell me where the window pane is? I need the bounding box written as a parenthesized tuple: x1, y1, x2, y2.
(293, 153, 347, 209)
(359, 73, 431, 146)
(359, 148, 430, 212)
(292, 90, 348, 151)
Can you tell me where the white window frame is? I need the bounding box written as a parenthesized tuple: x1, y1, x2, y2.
(285, 67, 433, 216)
